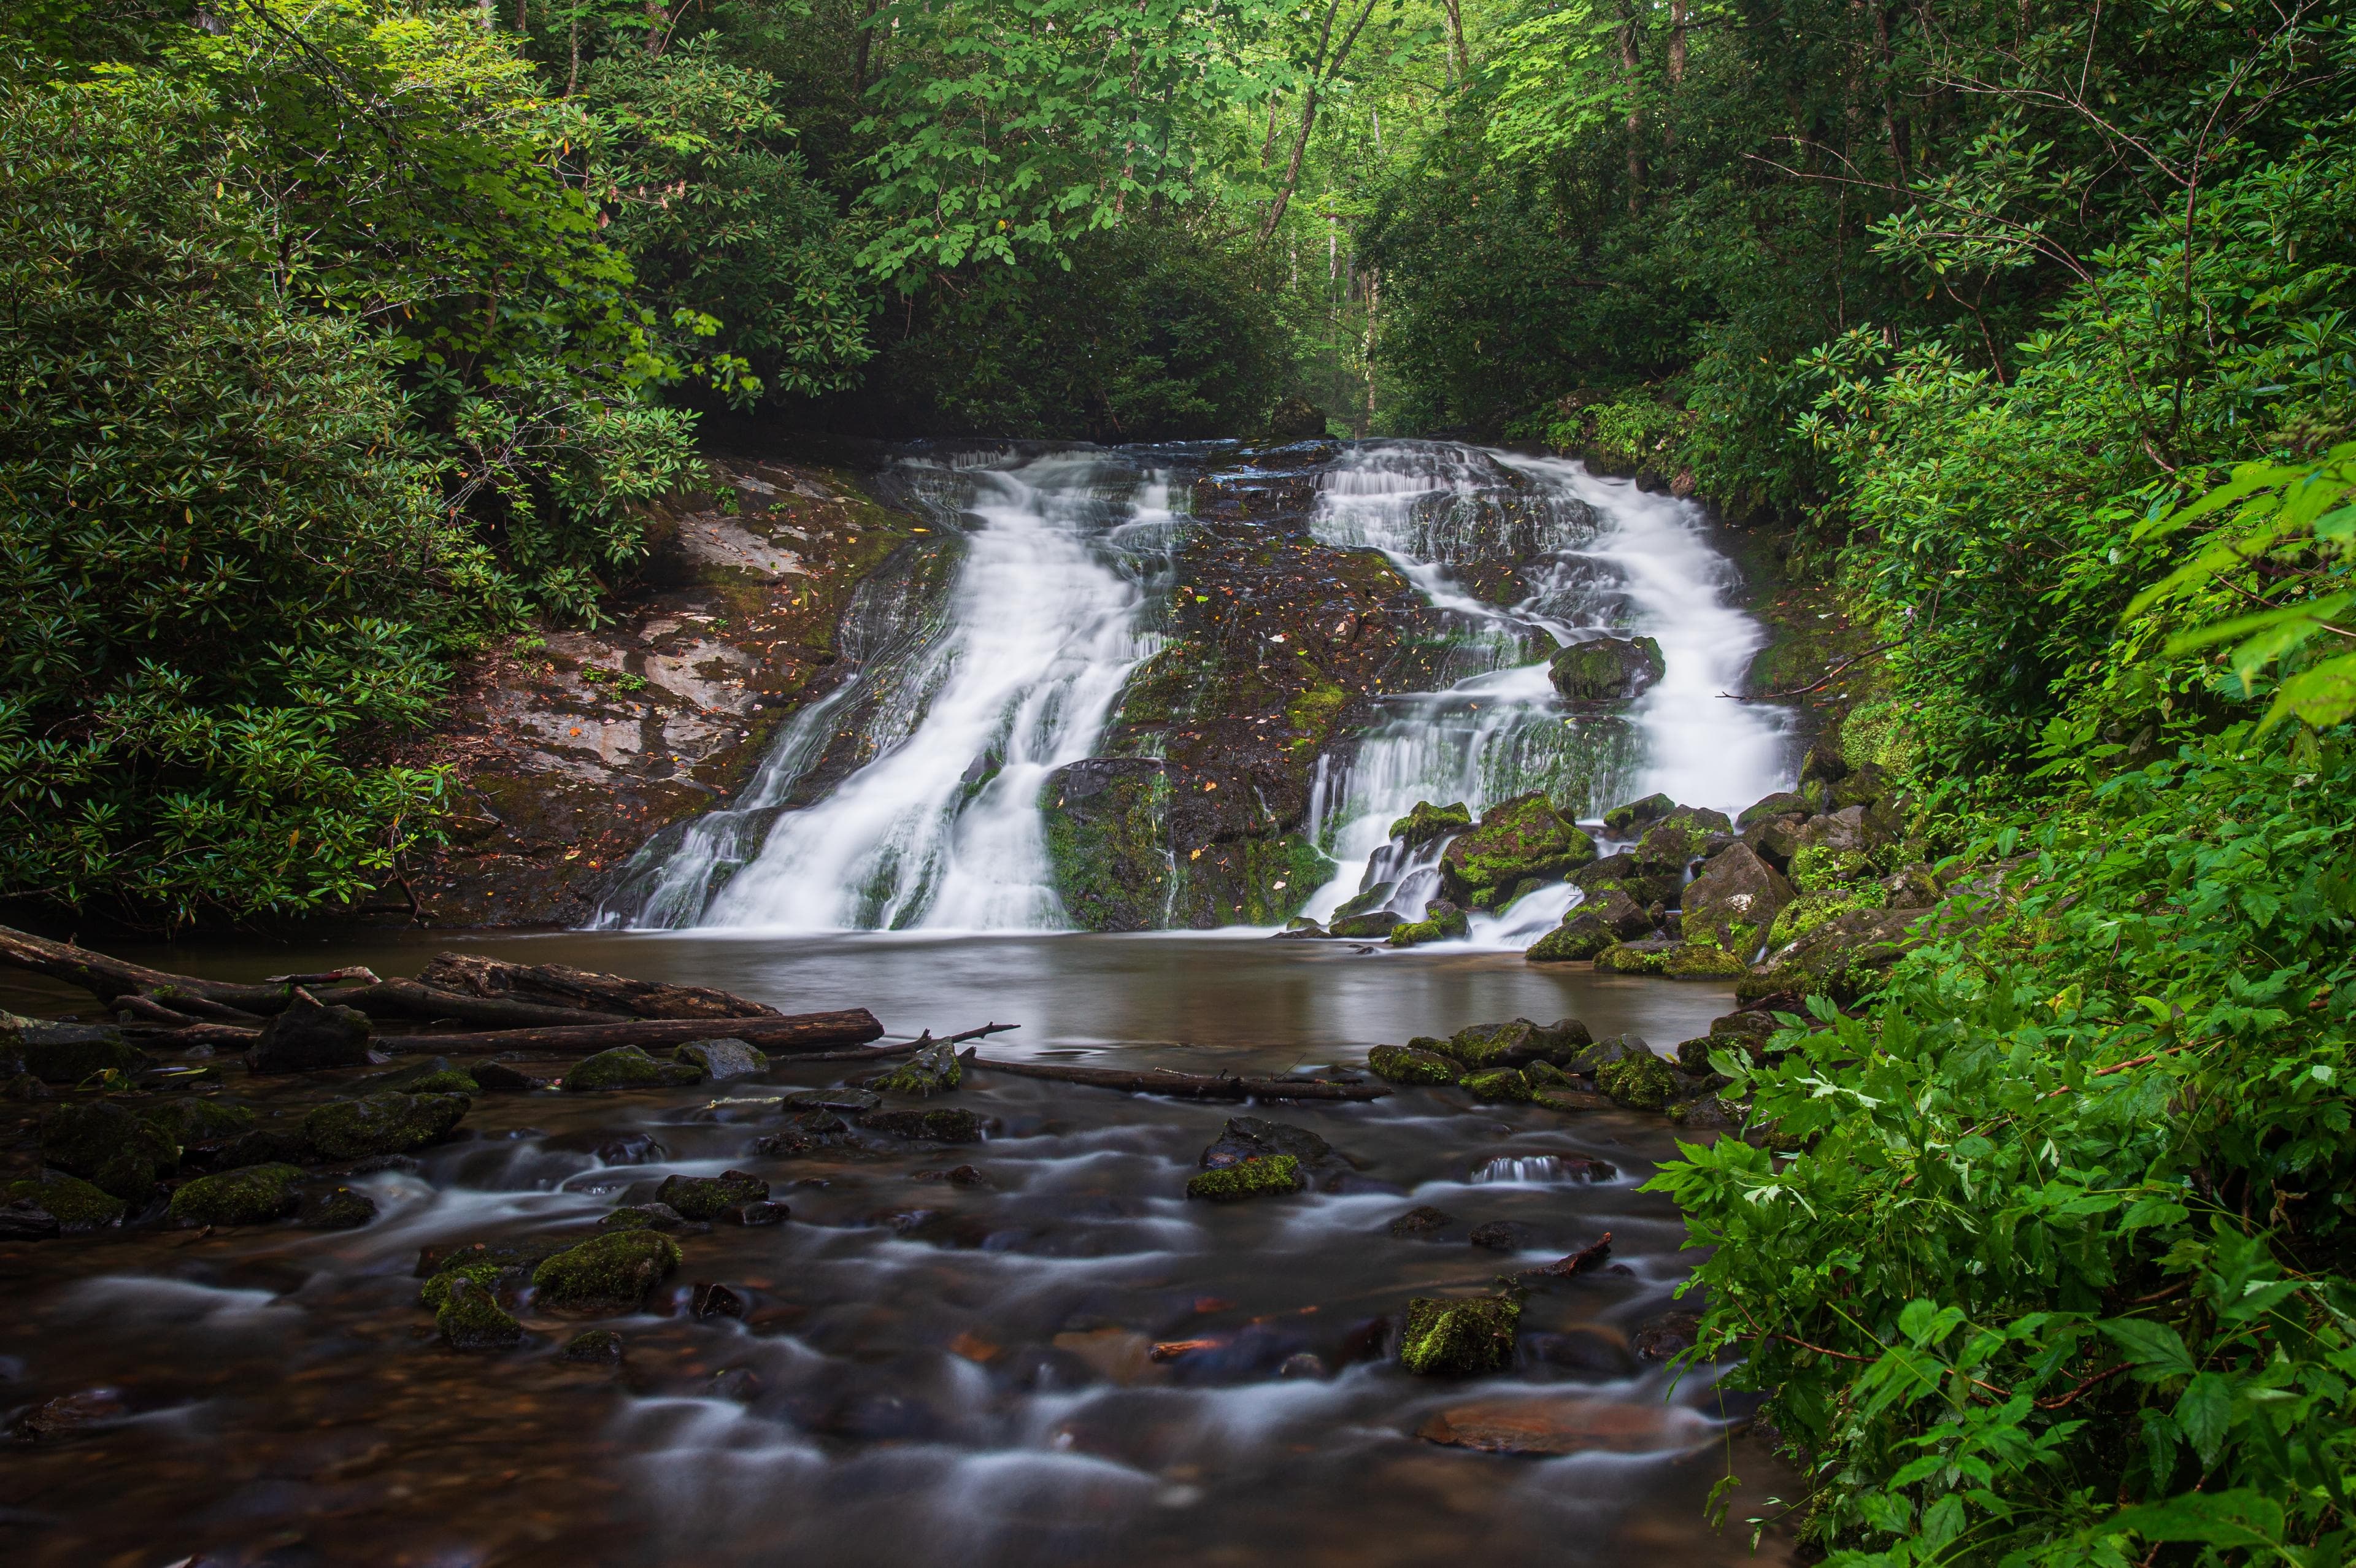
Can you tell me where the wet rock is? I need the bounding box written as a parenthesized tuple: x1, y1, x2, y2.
(193, 1125, 315, 1173)
(861, 1106, 985, 1143)
(1385, 899, 1469, 947)
(2, 1071, 50, 1101)
(1592, 937, 1679, 974)
(598, 1202, 705, 1235)
(1366, 1044, 1460, 1085)
(1738, 790, 1812, 827)
(1532, 1088, 1615, 1113)
(1740, 812, 1808, 870)
(1388, 800, 1472, 847)
(1524, 910, 1619, 963)
(1569, 851, 1683, 909)
(1525, 1059, 1575, 1088)
(1788, 844, 1878, 891)
(655, 1170, 770, 1221)
(563, 1329, 625, 1365)
(735, 1200, 790, 1225)
(690, 1281, 747, 1320)
(531, 1229, 683, 1310)
(13, 1387, 126, 1442)
(671, 1037, 769, 1082)
(168, 1163, 304, 1226)
(1198, 1116, 1332, 1172)
(1398, 1294, 1522, 1375)
(1387, 1205, 1455, 1238)
(296, 1183, 378, 1229)
(407, 1067, 482, 1095)
(915, 1164, 991, 1188)
(39, 1101, 179, 1206)
(868, 1039, 961, 1097)
(1278, 1351, 1327, 1379)
(7, 1173, 126, 1231)
(1415, 1396, 1685, 1454)
(1275, 917, 1327, 939)
(1592, 1050, 1682, 1112)
(1740, 904, 1927, 1005)
(1184, 1155, 1302, 1201)
(782, 1088, 882, 1114)
(1459, 1067, 1532, 1102)
(1549, 635, 1665, 702)
(1668, 1095, 1741, 1130)
(471, 1059, 550, 1093)
(563, 1045, 704, 1093)
(1332, 880, 1399, 920)
(756, 1109, 855, 1156)
(1469, 1220, 1533, 1251)
(303, 1091, 469, 1161)
(1633, 1311, 1704, 1361)
(437, 1276, 525, 1351)
(1328, 910, 1404, 939)
(1631, 806, 1733, 873)
(1601, 793, 1676, 834)
(12, 1017, 146, 1085)
(1678, 842, 1796, 956)
(546, 1128, 667, 1165)
(1658, 942, 1750, 979)
(1432, 1017, 1591, 1070)
(248, 988, 374, 1072)
(1439, 793, 1598, 906)
(0, 1199, 62, 1239)
(1881, 861, 1942, 909)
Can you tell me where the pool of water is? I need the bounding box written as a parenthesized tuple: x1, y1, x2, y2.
(0, 932, 1796, 1567)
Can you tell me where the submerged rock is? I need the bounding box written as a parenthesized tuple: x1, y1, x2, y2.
(563, 1328, 625, 1365)
(563, 1045, 703, 1093)
(167, 1163, 304, 1227)
(655, 1170, 771, 1221)
(1185, 1155, 1302, 1201)
(1439, 793, 1597, 905)
(599, 1202, 703, 1234)
(1199, 1116, 1333, 1172)
(673, 1037, 768, 1081)
(1387, 1204, 1455, 1238)
(297, 1183, 379, 1229)
(11, 1017, 146, 1085)
(39, 1101, 179, 1207)
(6, 1173, 125, 1231)
(437, 1276, 525, 1351)
(1366, 1044, 1461, 1085)
(861, 1107, 985, 1143)
(756, 1109, 857, 1156)
(531, 1229, 683, 1310)
(1469, 1220, 1533, 1251)
(869, 1039, 961, 1097)
(1399, 1294, 1522, 1375)
(248, 988, 373, 1073)
(304, 1091, 469, 1161)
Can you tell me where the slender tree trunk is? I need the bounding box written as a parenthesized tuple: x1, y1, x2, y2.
(567, 14, 580, 94)
(644, 0, 666, 55)
(515, 0, 528, 32)
(1260, 0, 1378, 240)
(1442, 0, 1471, 82)
(1875, 2, 1911, 178)
(1363, 267, 1379, 432)
(854, 0, 880, 92)
(1617, 4, 1644, 215)
(1668, 0, 1687, 84)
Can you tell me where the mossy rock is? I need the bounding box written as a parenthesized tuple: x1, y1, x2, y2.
(654, 1170, 769, 1221)
(140, 1098, 256, 1148)
(1039, 758, 1175, 931)
(19, 1024, 147, 1086)
(1388, 800, 1471, 846)
(672, 1039, 768, 1081)
(298, 1185, 379, 1229)
(1185, 1155, 1301, 1201)
(1739, 907, 1925, 1005)
(1387, 901, 1470, 947)
(1593, 1051, 1681, 1111)
(1331, 880, 1398, 920)
(6, 1173, 126, 1229)
(406, 1069, 482, 1096)
(1525, 1059, 1575, 1088)
(1766, 885, 1889, 950)
(1431, 1017, 1590, 1069)
(1525, 912, 1619, 963)
(302, 1091, 469, 1161)
(1459, 1067, 1532, 1102)
(1548, 636, 1665, 703)
(1366, 1045, 1460, 1085)
(563, 1328, 625, 1365)
(1399, 1294, 1522, 1375)
(167, 1163, 304, 1227)
(437, 1277, 525, 1351)
(563, 1046, 703, 1093)
(599, 1202, 700, 1234)
(1678, 842, 1795, 956)
(1788, 845, 1877, 892)
(39, 1102, 179, 1206)
(1330, 911, 1404, 939)
(869, 1039, 961, 1097)
(1738, 791, 1813, 828)
(531, 1229, 683, 1311)
(861, 1107, 985, 1143)
(1601, 792, 1676, 834)
(1593, 940, 1676, 975)
(1438, 793, 1597, 904)
(421, 1261, 509, 1312)
(1661, 943, 1749, 979)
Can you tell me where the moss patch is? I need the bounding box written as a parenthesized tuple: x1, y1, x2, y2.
(1366, 1045, 1460, 1085)
(7, 1173, 126, 1229)
(1768, 885, 1890, 950)
(140, 1098, 256, 1148)
(1594, 1051, 1682, 1111)
(1662, 943, 1750, 979)
(654, 1171, 769, 1221)
(1459, 1067, 1533, 1102)
(1439, 793, 1597, 904)
(437, 1277, 525, 1351)
(168, 1163, 303, 1227)
(1399, 1294, 1522, 1374)
(39, 1102, 179, 1206)
(1388, 800, 1471, 845)
(303, 1092, 469, 1161)
(564, 1046, 703, 1093)
(531, 1230, 683, 1311)
(1185, 1155, 1302, 1201)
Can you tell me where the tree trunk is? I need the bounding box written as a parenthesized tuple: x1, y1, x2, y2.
(1260, 0, 1379, 240)
(1442, 0, 1471, 82)
(372, 1010, 885, 1056)
(414, 953, 782, 1020)
(1668, 0, 1687, 85)
(1619, 6, 1645, 215)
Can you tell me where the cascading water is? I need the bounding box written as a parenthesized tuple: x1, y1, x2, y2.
(599, 447, 1177, 931)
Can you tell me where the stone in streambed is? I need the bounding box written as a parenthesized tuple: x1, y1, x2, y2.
(1549, 636, 1665, 703)
(7, 1172, 125, 1231)
(247, 988, 373, 1073)
(302, 1091, 469, 1161)
(1386, 900, 1469, 947)
(1593, 1051, 1682, 1112)
(782, 1088, 882, 1114)
(1459, 1067, 1531, 1102)
(1328, 910, 1404, 939)
(1678, 842, 1795, 956)
(0, 1199, 61, 1240)
(297, 1183, 378, 1228)
(674, 1037, 768, 1081)
(861, 1107, 986, 1143)
(1388, 801, 1471, 847)
(1469, 1220, 1533, 1251)
(1184, 1155, 1302, 1201)
(1438, 793, 1597, 906)
(167, 1163, 304, 1226)
(531, 1230, 683, 1311)
(564, 1045, 704, 1093)
(1399, 1294, 1522, 1375)
(756, 1110, 855, 1156)
(1601, 793, 1676, 834)
(599, 1202, 705, 1235)
(655, 1170, 770, 1222)
(563, 1329, 625, 1365)
(1199, 1116, 1332, 1172)
(1660, 943, 1750, 978)
(1366, 1044, 1460, 1085)
(139, 1098, 256, 1150)
(1533, 1088, 1615, 1113)
(437, 1276, 525, 1351)
(38, 1101, 179, 1207)
(1331, 880, 1399, 920)
(868, 1039, 961, 1097)
(8, 1014, 146, 1085)
(1387, 1204, 1455, 1238)
(406, 1067, 482, 1095)
(471, 1059, 550, 1093)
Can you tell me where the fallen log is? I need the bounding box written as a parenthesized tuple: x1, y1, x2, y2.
(791, 1021, 1018, 1063)
(330, 980, 633, 1029)
(0, 923, 309, 1012)
(962, 1052, 1390, 1102)
(373, 1009, 882, 1056)
(414, 953, 780, 1021)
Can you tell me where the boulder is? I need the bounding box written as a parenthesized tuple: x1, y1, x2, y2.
(1459, 1067, 1532, 1102)
(1469, 1220, 1534, 1251)
(1387, 1205, 1455, 1238)
(139, 1098, 256, 1150)
(0, 1200, 60, 1240)
(1185, 1155, 1302, 1201)
(297, 1183, 379, 1229)
(563, 1045, 703, 1093)
(1739, 813, 1808, 870)
(1881, 862, 1942, 908)
(1570, 852, 1682, 909)
(1593, 1050, 1682, 1110)
(406, 1067, 482, 1095)
(1430, 1017, 1590, 1069)
(1832, 762, 1893, 810)
(1331, 880, 1399, 920)
(1601, 793, 1676, 835)
(1387, 801, 1471, 847)
(1549, 636, 1665, 702)
(1737, 791, 1812, 827)
(1631, 805, 1733, 872)
(1525, 912, 1619, 963)
(1795, 803, 1898, 859)
(655, 1171, 770, 1222)
(531, 1229, 683, 1310)
(563, 1329, 626, 1365)
(9, 1016, 146, 1085)
(1739, 905, 1927, 1005)
(755, 1110, 857, 1156)
(1677, 842, 1795, 957)
(1199, 1116, 1334, 1172)
(302, 1091, 469, 1161)
(1661, 943, 1749, 978)
(39, 1101, 178, 1206)
(1399, 1294, 1522, 1375)
(1439, 793, 1597, 904)
(437, 1276, 525, 1351)
(1788, 845, 1878, 891)
(471, 1060, 550, 1093)
(167, 1164, 304, 1227)
(1594, 938, 1679, 974)
(1387, 900, 1469, 947)
(673, 1038, 768, 1081)
(1766, 885, 1890, 950)
(861, 1107, 985, 1143)
(6, 1173, 125, 1231)
(599, 1202, 703, 1234)
(247, 988, 373, 1073)
(869, 1039, 961, 1097)
(1366, 1045, 1461, 1085)
(1329, 910, 1404, 939)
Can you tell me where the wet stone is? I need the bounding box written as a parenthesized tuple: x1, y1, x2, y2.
(782, 1088, 882, 1114)
(755, 1109, 855, 1156)
(655, 1170, 770, 1221)
(1366, 1044, 1460, 1085)
(1185, 1155, 1303, 1201)
(861, 1107, 985, 1143)
(563, 1329, 625, 1365)
(868, 1039, 962, 1097)
(1469, 1220, 1534, 1251)
(545, 1128, 667, 1166)
(296, 1183, 379, 1229)
(247, 988, 373, 1073)
(39, 1101, 179, 1207)
(471, 1059, 550, 1093)
(1459, 1067, 1533, 1102)
(167, 1163, 304, 1227)
(7, 1172, 126, 1231)
(1399, 1294, 1522, 1375)
(0, 1199, 61, 1240)
(1415, 1396, 1682, 1455)
(302, 1091, 469, 1161)
(598, 1202, 705, 1235)
(564, 1045, 704, 1093)
(1198, 1115, 1333, 1172)
(437, 1277, 525, 1352)
(673, 1037, 768, 1080)
(13, 1387, 127, 1442)
(1633, 1311, 1704, 1361)
(735, 1200, 790, 1226)
(532, 1229, 683, 1312)
(14, 1017, 146, 1085)
(1387, 1205, 1455, 1239)
(691, 1281, 747, 1320)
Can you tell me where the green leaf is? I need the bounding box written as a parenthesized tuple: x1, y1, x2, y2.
(2096, 1318, 2197, 1380)
(2173, 1372, 2233, 1469)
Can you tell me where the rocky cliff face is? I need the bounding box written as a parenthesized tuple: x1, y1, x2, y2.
(393, 455, 924, 926)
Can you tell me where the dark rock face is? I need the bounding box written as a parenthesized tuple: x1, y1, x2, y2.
(248, 989, 372, 1073)
(1199, 1116, 1335, 1172)
(1549, 636, 1665, 702)
(1439, 793, 1598, 906)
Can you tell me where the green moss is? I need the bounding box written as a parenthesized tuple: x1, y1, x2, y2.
(1459, 1067, 1533, 1102)
(1399, 1294, 1522, 1374)
(406, 1069, 482, 1095)
(1838, 699, 1922, 775)
(1788, 845, 1877, 892)
(1603, 793, 1676, 834)
(1041, 761, 1174, 931)
(7, 1173, 126, 1228)
(1526, 1059, 1574, 1088)
(436, 1277, 524, 1351)
(1285, 681, 1350, 739)
(870, 1040, 961, 1096)
(653, 1171, 769, 1221)
(531, 1229, 683, 1310)
(1431, 1018, 1585, 1069)
(1439, 792, 1597, 902)
(1388, 902, 1471, 947)
(140, 1098, 256, 1147)
(1662, 943, 1750, 979)
(1185, 1154, 1301, 1201)
(421, 1261, 508, 1312)
(302, 1091, 469, 1160)
(563, 1328, 625, 1364)
(563, 1045, 702, 1093)
(1366, 1044, 1461, 1085)
(1388, 800, 1471, 845)
(1594, 1051, 1681, 1111)
(1768, 885, 1889, 950)
(167, 1163, 303, 1226)
(1595, 942, 1670, 974)
(39, 1102, 179, 1206)
(1525, 915, 1619, 962)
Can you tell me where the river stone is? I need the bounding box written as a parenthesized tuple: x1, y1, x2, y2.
(1439, 793, 1597, 905)
(1387, 900, 1469, 947)
(1185, 1155, 1302, 1201)
(1199, 1116, 1333, 1171)
(39, 1101, 179, 1206)
(1570, 852, 1682, 909)
(563, 1329, 625, 1365)
(782, 1088, 882, 1114)
(1548, 635, 1665, 702)
(0, 1199, 61, 1240)
(437, 1276, 525, 1351)
(10, 1016, 146, 1085)
(1366, 1044, 1460, 1085)
(1601, 793, 1676, 834)
(655, 1170, 770, 1221)
(756, 1110, 856, 1156)
(531, 1230, 682, 1310)
(1415, 1396, 1690, 1455)
(1593, 1051, 1682, 1111)
(1882, 861, 1942, 908)
(1433, 1017, 1592, 1069)
(599, 1202, 704, 1235)
(1388, 801, 1471, 846)
(1388, 1204, 1455, 1238)
(1331, 880, 1399, 920)
(861, 1107, 985, 1143)
(1679, 842, 1795, 958)
(564, 1045, 703, 1093)
(248, 988, 373, 1072)
(1738, 790, 1813, 827)
(471, 1060, 550, 1093)
(302, 1091, 469, 1161)
(1329, 910, 1404, 939)
(1525, 910, 1617, 963)
(673, 1038, 768, 1081)
(7, 1173, 126, 1231)
(869, 1039, 961, 1097)
(1469, 1220, 1534, 1251)
(167, 1163, 304, 1227)
(139, 1097, 256, 1150)
(1399, 1294, 1522, 1375)
(1459, 1067, 1533, 1102)
(1740, 905, 1927, 1005)
(1632, 806, 1733, 872)
(1657, 942, 1750, 978)
(1593, 939, 1678, 974)
(297, 1183, 379, 1229)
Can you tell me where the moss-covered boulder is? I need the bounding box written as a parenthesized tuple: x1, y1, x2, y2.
(167, 1163, 304, 1226)
(1185, 1155, 1301, 1201)
(1766, 884, 1890, 951)
(1679, 842, 1795, 958)
(1525, 912, 1617, 963)
(406, 1068, 482, 1096)
(1367, 1044, 1461, 1085)
(1459, 1067, 1532, 1102)
(437, 1276, 525, 1351)
(40, 1102, 179, 1206)
(563, 1328, 625, 1364)
(1593, 1050, 1682, 1111)
(674, 1038, 769, 1082)
(1788, 845, 1877, 891)
(1549, 636, 1665, 702)
(869, 1039, 961, 1096)
(1431, 1017, 1592, 1070)
(598, 1202, 700, 1234)
(1661, 943, 1750, 979)
(302, 1091, 469, 1161)
(1739, 905, 1928, 1005)
(1738, 790, 1813, 828)
(1438, 793, 1596, 905)
(1601, 793, 1676, 835)
(1388, 801, 1472, 847)
(13, 1018, 147, 1085)
(1399, 1294, 1522, 1375)
(861, 1106, 985, 1143)
(654, 1170, 769, 1221)
(563, 1045, 703, 1093)
(139, 1098, 256, 1150)
(531, 1229, 683, 1311)
(7, 1172, 127, 1230)
(298, 1184, 379, 1229)
(1631, 806, 1733, 872)
(1881, 863, 1942, 909)
(1594, 939, 1676, 974)
(1330, 910, 1405, 940)
(1387, 900, 1470, 947)
(1039, 757, 1176, 932)
(1569, 852, 1682, 909)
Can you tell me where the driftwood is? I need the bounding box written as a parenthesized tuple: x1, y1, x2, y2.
(373, 1009, 883, 1056)
(963, 1052, 1390, 1102)
(415, 953, 781, 1021)
(0, 923, 309, 1012)
(792, 1021, 1019, 1063)
(331, 980, 633, 1029)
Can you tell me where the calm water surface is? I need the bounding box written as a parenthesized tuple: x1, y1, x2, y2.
(1, 933, 1797, 1567)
